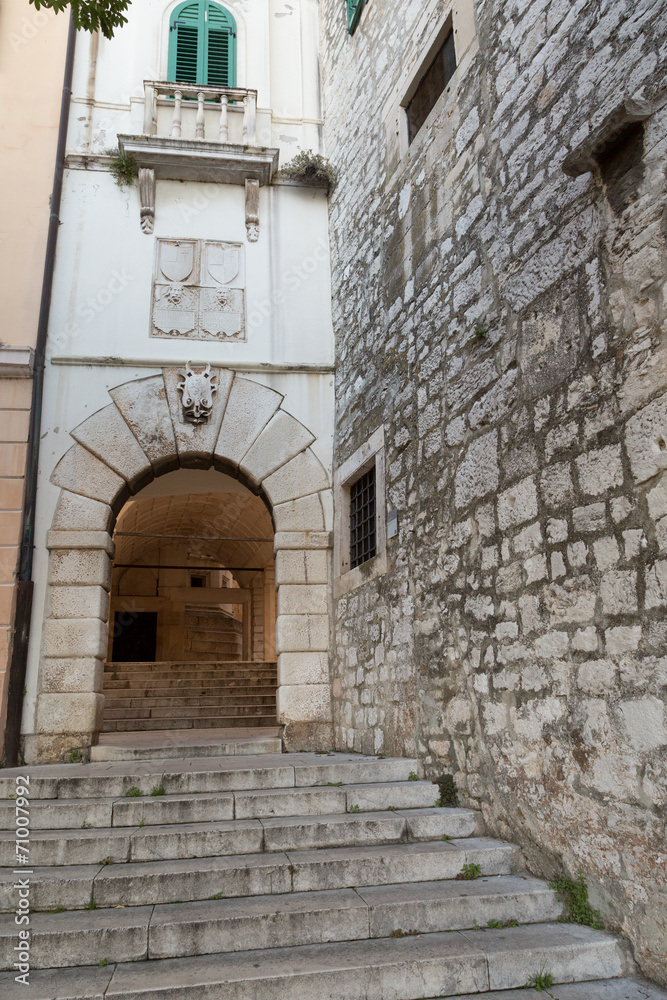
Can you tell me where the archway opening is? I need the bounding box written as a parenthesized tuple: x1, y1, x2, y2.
(100, 467, 277, 737)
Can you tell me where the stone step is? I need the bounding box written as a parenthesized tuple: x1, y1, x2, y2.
(0, 809, 488, 866)
(0, 838, 515, 912)
(102, 701, 277, 720)
(103, 688, 278, 704)
(106, 661, 276, 668)
(446, 981, 667, 1000)
(0, 924, 625, 1000)
(104, 676, 278, 689)
(0, 753, 421, 800)
(0, 781, 440, 830)
(104, 670, 278, 683)
(90, 732, 283, 762)
(0, 876, 562, 969)
(102, 713, 279, 732)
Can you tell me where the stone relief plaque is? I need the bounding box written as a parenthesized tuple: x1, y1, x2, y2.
(151, 239, 245, 342)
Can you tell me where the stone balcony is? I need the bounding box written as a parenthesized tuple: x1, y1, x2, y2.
(118, 81, 280, 235)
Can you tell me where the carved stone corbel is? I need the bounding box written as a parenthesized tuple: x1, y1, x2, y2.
(138, 167, 155, 234)
(245, 177, 259, 242)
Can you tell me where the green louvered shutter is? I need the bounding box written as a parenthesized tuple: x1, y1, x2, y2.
(168, 1, 236, 86)
(206, 3, 236, 86)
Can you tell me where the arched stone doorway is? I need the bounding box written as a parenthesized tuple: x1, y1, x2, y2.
(29, 369, 332, 763)
(104, 470, 277, 736)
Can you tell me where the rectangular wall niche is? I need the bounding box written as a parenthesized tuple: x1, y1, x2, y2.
(151, 238, 246, 342)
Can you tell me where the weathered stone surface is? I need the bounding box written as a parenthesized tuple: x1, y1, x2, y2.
(273, 493, 326, 532)
(276, 614, 329, 653)
(275, 550, 329, 585)
(51, 444, 125, 505)
(241, 410, 315, 486)
(110, 375, 177, 470)
(42, 618, 107, 659)
(625, 391, 667, 483)
(262, 450, 330, 506)
(454, 432, 499, 509)
(48, 549, 112, 590)
(278, 652, 329, 686)
(51, 491, 113, 532)
(34, 692, 104, 736)
(277, 683, 332, 722)
(71, 403, 150, 486)
(49, 586, 109, 621)
(214, 375, 282, 468)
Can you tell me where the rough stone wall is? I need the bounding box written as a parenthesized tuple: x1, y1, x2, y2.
(322, 0, 667, 983)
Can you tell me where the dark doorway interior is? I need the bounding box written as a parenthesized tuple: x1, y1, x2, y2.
(111, 611, 158, 663)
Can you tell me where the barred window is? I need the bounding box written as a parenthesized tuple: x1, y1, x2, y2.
(407, 29, 456, 143)
(350, 465, 377, 569)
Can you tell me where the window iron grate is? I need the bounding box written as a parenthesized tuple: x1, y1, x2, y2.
(350, 465, 377, 569)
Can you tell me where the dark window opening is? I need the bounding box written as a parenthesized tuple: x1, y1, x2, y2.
(407, 30, 456, 144)
(593, 120, 645, 215)
(190, 575, 205, 588)
(350, 465, 377, 569)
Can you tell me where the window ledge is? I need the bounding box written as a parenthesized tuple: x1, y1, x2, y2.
(333, 549, 387, 599)
(118, 134, 279, 186)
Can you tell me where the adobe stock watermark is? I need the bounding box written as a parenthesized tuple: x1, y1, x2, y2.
(13, 774, 32, 986)
(9, 6, 56, 53)
(48, 267, 136, 357)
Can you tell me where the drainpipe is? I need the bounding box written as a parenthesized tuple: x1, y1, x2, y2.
(2, 12, 77, 766)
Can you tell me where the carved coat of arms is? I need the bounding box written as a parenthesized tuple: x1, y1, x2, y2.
(177, 363, 217, 423)
(151, 240, 245, 342)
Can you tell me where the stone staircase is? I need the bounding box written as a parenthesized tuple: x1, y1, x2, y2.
(0, 748, 657, 1000)
(101, 660, 278, 732)
(184, 608, 243, 662)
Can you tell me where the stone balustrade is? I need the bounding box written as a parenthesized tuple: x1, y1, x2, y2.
(142, 80, 257, 146)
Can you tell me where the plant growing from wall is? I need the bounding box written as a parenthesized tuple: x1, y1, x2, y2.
(108, 148, 137, 189)
(549, 870, 603, 929)
(436, 774, 458, 807)
(277, 150, 338, 189)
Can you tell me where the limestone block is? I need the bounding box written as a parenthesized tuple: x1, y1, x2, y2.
(645, 560, 667, 608)
(71, 403, 151, 488)
(51, 444, 125, 505)
(625, 390, 667, 483)
(262, 449, 330, 506)
(110, 375, 177, 469)
(51, 491, 113, 532)
(605, 625, 641, 654)
(278, 651, 329, 686)
(619, 696, 666, 751)
(320, 489, 334, 530)
(497, 477, 538, 529)
(276, 614, 329, 652)
(42, 617, 107, 659)
(241, 411, 315, 486)
(277, 584, 328, 615)
(214, 376, 282, 467)
(577, 658, 616, 695)
(273, 493, 325, 532)
(162, 366, 232, 465)
(48, 549, 112, 589)
(454, 431, 499, 508)
(274, 531, 331, 550)
(41, 656, 104, 693)
(572, 502, 607, 533)
(600, 570, 638, 614)
(49, 586, 109, 621)
(540, 463, 574, 507)
(46, 530, 114, 555)
(34, 692, 104, 735)
(275, 549, 328, 585)
(277, 683, 332, 722)
(575, 444, 624, 496)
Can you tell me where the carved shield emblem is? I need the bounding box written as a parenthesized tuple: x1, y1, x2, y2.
(204, 243, 240, 285)
(158, 241, 196, 283)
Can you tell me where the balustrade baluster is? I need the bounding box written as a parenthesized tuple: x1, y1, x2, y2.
(171, 89, 183, 138)
(196, 91, 206, 139)
(219, 93, 229, 141)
